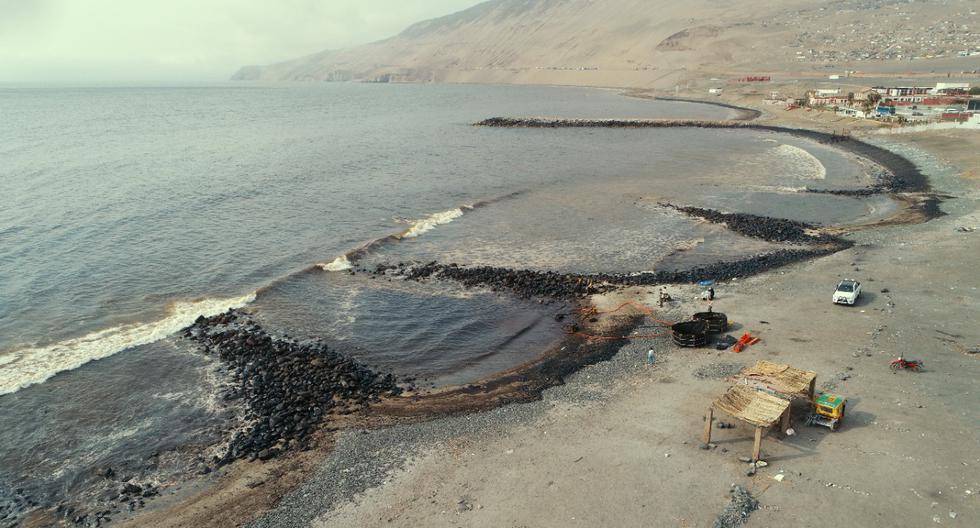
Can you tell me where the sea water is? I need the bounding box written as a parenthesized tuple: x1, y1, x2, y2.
(0, 83, 886, 518)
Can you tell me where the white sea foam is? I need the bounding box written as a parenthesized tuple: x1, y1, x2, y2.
(318, 207, 469, 271)
(774, 144, 827, 180)
(746, 185, 809, 194)
(0, 292, 256, 396)
(672, 237, 706, 252)
(400, 207, 465, 238)
(327, 286, 361, 340)
(320, 254, 353, 272)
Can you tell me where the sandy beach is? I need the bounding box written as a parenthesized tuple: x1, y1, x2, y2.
(6, 2, 979, 528)
(107, 90, 980, 528)
(288, 124, 980, 528)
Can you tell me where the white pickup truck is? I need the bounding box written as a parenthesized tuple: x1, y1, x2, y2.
(833, 279, 862, 305)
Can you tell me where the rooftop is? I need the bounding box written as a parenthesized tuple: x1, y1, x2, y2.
(712, 385, 791, 428)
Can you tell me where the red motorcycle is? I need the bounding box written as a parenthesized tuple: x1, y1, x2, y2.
(890, 357, 923, 372)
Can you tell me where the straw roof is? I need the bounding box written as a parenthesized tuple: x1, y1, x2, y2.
(712, 385, 789, 427)
(736, 360, 816, 397)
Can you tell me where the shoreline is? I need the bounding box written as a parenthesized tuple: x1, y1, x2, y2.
(119, 91, 962, 528)
(258, 126, 980, 528)
(115, 308, 645, 528)
(630, 93, 764, 121)
(475, 117, 933, 193)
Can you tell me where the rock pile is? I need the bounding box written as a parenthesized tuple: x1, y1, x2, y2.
(372, 246, 837, 300)
(371, 262, 610, 300)
(185, 310, 402, 467)
(713, 485, 760, 528)
(662, 203, 833, 244)
(64, 480, 158, 526)
(601, 247, 841, 284)
(806, 186, 885, 197)
(42, 473, 161, 527)
(476, 117, 745, 129)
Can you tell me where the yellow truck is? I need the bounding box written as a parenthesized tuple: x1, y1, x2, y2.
(805, 393, 846, 431)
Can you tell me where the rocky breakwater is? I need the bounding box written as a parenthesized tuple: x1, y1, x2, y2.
(476, 117, 748, 129)
(363, 207, 853, 296)
(659, 203, 842, 245)
(476, 116, 933, 196)
(376, 262, 611, 300)
(185, 310, 403, 467)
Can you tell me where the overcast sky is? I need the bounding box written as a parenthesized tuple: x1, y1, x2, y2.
(0, 0, 483, 82)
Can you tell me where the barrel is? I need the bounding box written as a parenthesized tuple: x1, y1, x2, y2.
(692, 311, 728, 333)
(671, 320, 709, 348)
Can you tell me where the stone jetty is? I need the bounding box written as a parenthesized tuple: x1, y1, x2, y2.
(475, 117, 930, 193)
(184, 310, 403, 467)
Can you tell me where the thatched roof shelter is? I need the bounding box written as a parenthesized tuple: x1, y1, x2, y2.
(704, 385, 793, 461)
(734, 360, 817, 400)
(711, 385, 790, 427)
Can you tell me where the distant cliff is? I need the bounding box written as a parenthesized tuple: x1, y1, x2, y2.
(233, 0, 973, 87)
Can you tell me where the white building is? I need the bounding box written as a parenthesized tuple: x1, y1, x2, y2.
(934, 82, 970, 91)
(815, 88, 841, 96)
(837, 107, 868, 119)
(933, 82, 970, 94)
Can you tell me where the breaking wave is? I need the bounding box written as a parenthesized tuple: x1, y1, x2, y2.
(746, 185, 810, 193)
(0, 293, 256, 396)
(318, 207, 466, 272)
(321, 254, 353, 272)
(401, 207, 466, 238)
(774, 144, 827, 180)
(318, 193, 526, 272)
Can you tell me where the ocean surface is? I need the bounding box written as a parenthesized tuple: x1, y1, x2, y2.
(0, 83, 893, 520)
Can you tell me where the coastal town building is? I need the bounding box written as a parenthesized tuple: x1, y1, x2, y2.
(934, 82, 971, 94)
(802, 81, 978, 126)
(836, 107, 868, 119)
(807, 94, 850, 107)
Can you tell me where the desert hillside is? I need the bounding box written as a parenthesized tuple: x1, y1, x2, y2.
(234, 0, 979, 88)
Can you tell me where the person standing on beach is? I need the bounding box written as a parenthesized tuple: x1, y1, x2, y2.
(708, 287, 715, 301)
(647, 348, 656, 366)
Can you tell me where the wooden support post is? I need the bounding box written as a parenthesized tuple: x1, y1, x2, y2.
(781, 407, 791, 434)
(808, 378, 816, 401)
(703, 407, 713, 444)
(752, 427, 763, 461)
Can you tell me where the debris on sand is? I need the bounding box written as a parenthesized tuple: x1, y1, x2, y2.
(713, 485, 760, 528)
(694, 362, 745, 380)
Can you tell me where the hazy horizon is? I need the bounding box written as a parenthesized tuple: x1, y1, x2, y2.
(0, 0, 482, 83)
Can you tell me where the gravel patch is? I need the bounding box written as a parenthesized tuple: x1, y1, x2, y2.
(712, 485, 759, 528)
(247, 336, 674, 528)
(248, 403, 543, 528)
(693, 361, 745, 380)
